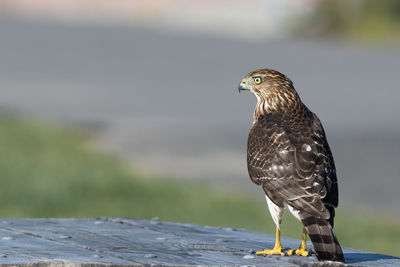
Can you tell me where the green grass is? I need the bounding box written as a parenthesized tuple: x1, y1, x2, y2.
(0, 114, 399, 257)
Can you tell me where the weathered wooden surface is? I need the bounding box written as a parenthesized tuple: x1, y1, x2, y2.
(0, 218, 397, 266)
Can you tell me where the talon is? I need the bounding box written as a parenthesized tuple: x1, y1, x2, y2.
(256, 227, 285, 256)
(255, 248, 285, 256)
(287, 226, 310, 257)
(295, 248, 310, 257)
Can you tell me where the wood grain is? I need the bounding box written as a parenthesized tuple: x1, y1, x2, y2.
(0, 218, 396, 266)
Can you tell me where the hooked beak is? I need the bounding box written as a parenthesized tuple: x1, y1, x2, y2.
(238, 78, 249, 93)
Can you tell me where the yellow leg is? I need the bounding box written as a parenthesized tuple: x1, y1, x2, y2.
(256, 226, 285, 256)
(287, 227, 309, 257)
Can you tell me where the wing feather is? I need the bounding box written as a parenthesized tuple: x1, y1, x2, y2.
(247, 112, 338, 220)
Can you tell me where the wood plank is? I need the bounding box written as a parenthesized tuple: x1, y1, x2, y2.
(0, 218, 397, 266)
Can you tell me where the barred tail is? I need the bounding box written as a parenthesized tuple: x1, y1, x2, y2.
(300, 213, 345, 262)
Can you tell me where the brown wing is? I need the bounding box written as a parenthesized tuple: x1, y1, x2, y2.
(247, 112, 338, 221)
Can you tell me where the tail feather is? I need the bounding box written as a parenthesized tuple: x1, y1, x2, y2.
(300, 213, 344, 262)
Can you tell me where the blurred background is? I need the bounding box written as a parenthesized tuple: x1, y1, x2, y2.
(0, 0, 399, 256)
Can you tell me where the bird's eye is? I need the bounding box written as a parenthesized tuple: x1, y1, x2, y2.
(253, 77, 262, 84)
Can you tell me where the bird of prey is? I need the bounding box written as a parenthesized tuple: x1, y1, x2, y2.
(238, 69, 344, 262)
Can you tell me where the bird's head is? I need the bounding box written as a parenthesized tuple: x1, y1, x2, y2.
(238, 68, 301, 114)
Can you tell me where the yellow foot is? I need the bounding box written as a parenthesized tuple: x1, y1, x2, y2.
(255, 248, 285, 256)
(287, 248, 310, 257)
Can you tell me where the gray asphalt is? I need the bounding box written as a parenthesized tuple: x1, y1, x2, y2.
(0, 17, 399, 215)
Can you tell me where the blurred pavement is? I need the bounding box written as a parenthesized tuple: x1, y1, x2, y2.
(0, 17, 399, 214)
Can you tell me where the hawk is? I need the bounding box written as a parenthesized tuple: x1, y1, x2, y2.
(238, 69, 344, 262)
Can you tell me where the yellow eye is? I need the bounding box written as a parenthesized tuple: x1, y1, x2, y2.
(253, 77, 262, 84)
